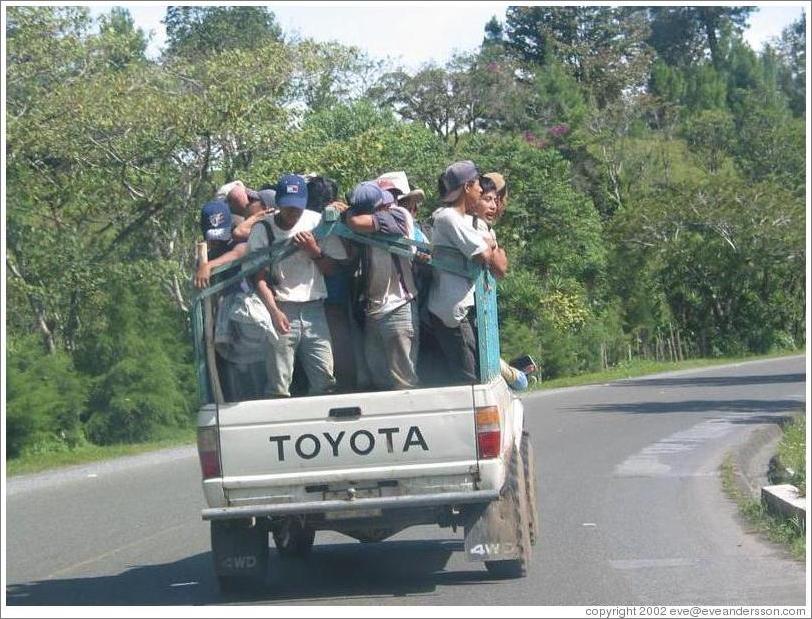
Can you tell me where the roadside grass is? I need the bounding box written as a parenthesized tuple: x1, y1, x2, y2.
(6, 426, 196, 477)
(531, 350, 801, 391)
(774, 415, 806, 496)
(721, 456, 806, 561)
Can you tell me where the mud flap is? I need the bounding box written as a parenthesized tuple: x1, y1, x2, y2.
(463, 449, 531, 563)
(211, 519, 269, 579)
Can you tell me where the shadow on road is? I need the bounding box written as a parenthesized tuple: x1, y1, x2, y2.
(615, 373, 805, 389)
(6, 539, 497, 605)
(578, 399, 802, 416)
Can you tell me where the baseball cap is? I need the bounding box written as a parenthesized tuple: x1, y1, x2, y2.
(440, 160, 479, 203)
(256, 189, 276, 209)
(381, 190, 396, 206)
(348, 181, 385, 214)
(275, 174, 308, 209)
(200, 199, 232, 242)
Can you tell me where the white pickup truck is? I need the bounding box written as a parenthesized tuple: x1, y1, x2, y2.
(191, 210, 538, 592)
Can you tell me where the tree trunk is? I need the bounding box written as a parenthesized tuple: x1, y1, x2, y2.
(6, 256, 56, 354)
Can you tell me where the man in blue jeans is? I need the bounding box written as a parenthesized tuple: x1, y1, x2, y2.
(346, 182, 420, 391)
(248, 174, 347, 397)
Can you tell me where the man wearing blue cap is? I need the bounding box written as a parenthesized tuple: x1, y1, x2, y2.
(248, 174, 348, 397)
(197, 191, 278, 401)
(195, 189, 275, 289)
(346, 182, 420, 391)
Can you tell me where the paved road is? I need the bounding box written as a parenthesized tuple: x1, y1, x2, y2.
(5, 356, 807, 606)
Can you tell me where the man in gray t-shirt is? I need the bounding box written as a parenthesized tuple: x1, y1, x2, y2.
(428, 161, 501, 384)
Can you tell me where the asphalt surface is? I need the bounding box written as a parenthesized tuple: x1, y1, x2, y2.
(5, 355, 807, 606)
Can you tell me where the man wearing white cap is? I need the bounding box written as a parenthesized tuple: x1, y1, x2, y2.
(215, 180, 273, 242)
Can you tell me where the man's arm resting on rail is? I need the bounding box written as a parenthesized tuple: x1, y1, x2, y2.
(195, 243, 249, 288)
(232, 210, 272, 242)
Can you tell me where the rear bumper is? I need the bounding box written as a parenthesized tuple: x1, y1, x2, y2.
(201, 489, 499, 521)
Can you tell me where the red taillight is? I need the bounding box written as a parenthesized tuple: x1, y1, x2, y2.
(475, 406, 501, 459)
(197, 426, 221, 479)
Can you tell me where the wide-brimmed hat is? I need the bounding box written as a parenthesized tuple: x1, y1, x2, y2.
(399, 188, 425, 203)
(484, 172, 506, 193)
(376, 171, 410, 196)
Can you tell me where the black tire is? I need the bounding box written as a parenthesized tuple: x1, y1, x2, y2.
(272, 518, 316, 557)
(485, 557, 527, 579)
(484, 444, 530, 579)
(521, 430, 540, 546)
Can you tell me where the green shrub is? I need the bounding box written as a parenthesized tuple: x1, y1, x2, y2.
(6, 336, 88, 458)
(777, 415, 806, 496)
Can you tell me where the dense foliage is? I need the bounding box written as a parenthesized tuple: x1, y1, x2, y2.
(5, 6, 806, 457)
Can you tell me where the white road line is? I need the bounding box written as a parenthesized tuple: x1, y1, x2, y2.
(45, 522, 189, 579)
(610, 558, 697, 570)
(614, 416, 749, 477)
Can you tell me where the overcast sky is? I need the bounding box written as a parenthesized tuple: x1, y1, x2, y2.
(82, 2, 807, 71)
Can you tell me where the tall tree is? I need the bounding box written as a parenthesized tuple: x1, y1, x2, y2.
(483, 15, 504, 47)
(96, 7, 148, 69)
(646, 6, 756, 68)
(504, 6, 653, 107)
(773, 12, 806, 116)
(162, 6, 282, 59)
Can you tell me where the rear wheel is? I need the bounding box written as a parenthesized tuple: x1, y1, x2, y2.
(484, 444, 531, 579)
(521, 431, 540, 546)
(272, 517, 316, 557)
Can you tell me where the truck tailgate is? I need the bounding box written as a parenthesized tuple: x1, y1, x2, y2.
(217, 386, 478, 487)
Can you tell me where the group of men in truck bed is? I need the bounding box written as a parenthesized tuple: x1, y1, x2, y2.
(196, 161, 534, 402)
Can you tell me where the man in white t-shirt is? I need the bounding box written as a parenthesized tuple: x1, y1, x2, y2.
(248, 174, 348, 397)
(428, 160, 505, 384)
(346, 182, 420, 390)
